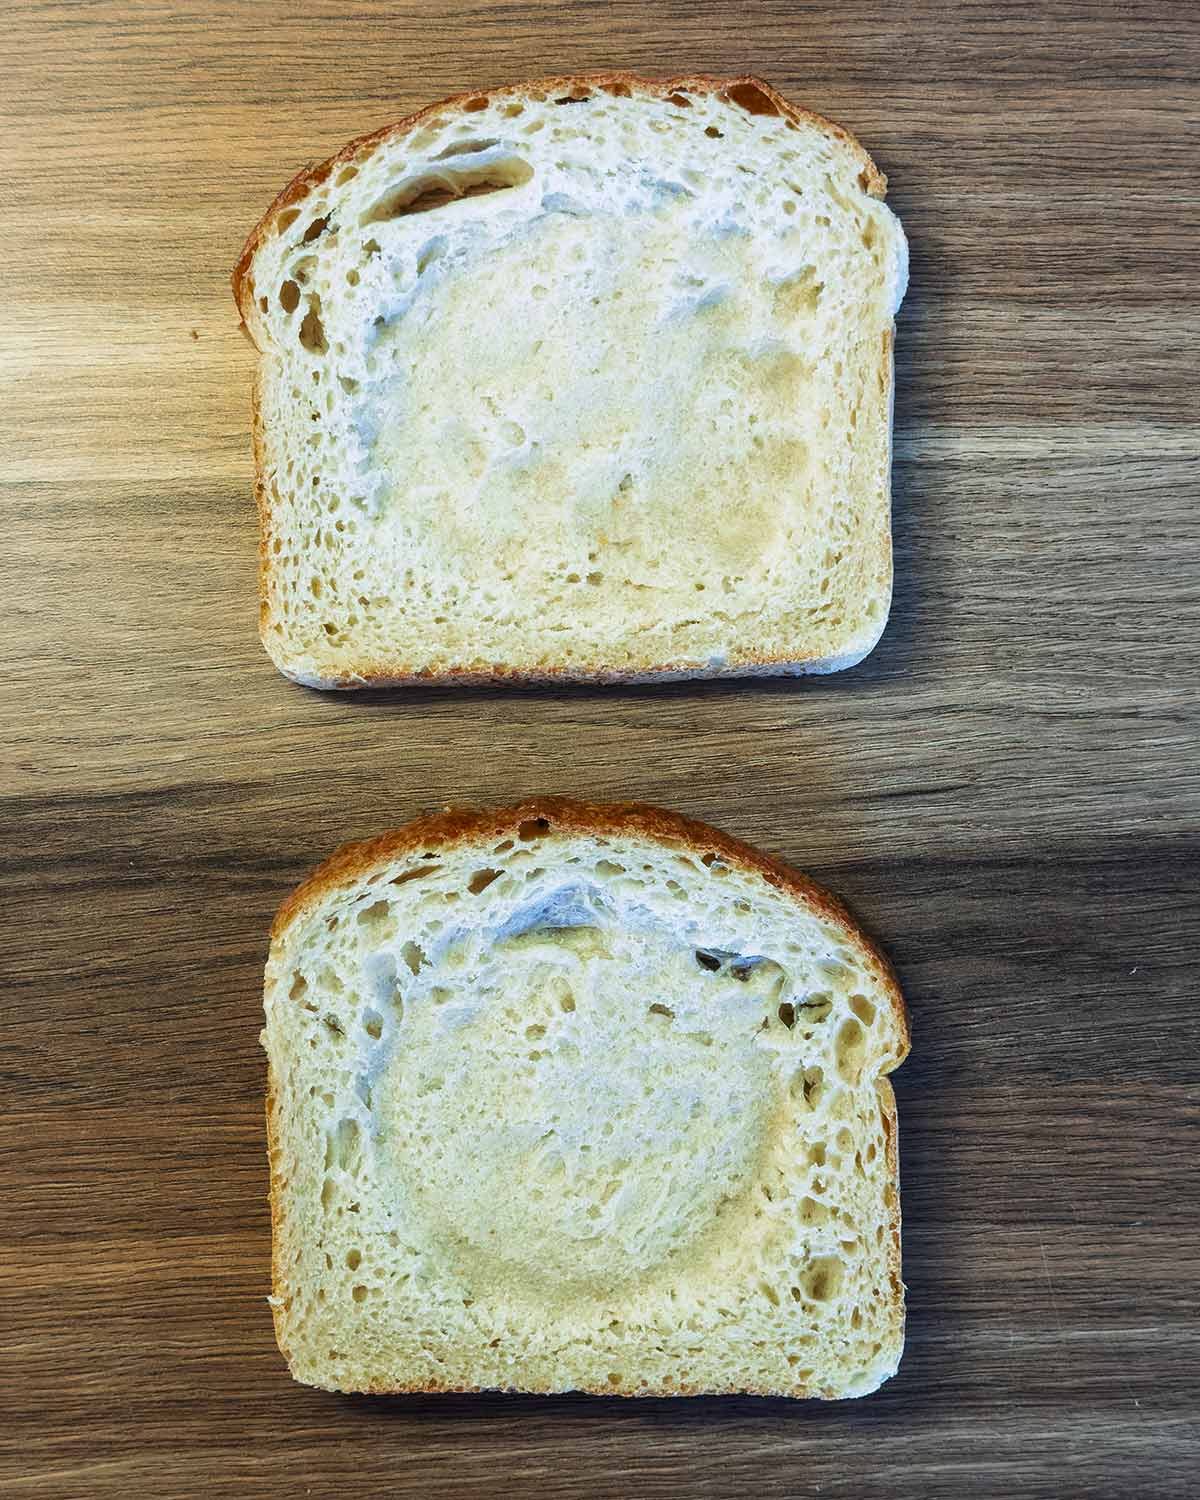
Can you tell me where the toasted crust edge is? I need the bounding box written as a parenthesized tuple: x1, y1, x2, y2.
(235, 73, 894, 688)
(264, 796, 909, 1398)
(261, 626, 891, 690)
(232, 72, 885, 322)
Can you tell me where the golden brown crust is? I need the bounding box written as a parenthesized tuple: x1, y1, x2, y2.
(877, 1075, 906, 1346)
(271, 796, 909, 1061)
(264, 1071, 290, 1364)
(266, 641, 881, 690)
(249, 370, 273, 641)
(232, 72, 885, 324)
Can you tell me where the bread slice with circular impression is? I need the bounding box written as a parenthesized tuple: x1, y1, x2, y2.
(263, 798, 909, 1398)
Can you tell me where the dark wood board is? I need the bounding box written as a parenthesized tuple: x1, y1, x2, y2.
(2, 1, 1198, 1495)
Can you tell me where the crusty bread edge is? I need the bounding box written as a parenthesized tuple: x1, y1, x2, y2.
(264, 796, 909, 1398)
(264, 627, 891, 690)
(235, 73, 896, 688)
(264, 1070, 290, 1366)
(232, 73, 885, 324)
(270, 799, 910, 1056)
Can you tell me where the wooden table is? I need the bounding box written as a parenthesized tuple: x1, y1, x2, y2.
(3, 3, 1197, 1495)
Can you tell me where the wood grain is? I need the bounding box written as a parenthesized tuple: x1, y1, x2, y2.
(1, 1, 1198, 1495)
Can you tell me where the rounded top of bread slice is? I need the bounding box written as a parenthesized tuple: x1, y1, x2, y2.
(272, 798, 905, 1034)
(234, 74, 887, 324)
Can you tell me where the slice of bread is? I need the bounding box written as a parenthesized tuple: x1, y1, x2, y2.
(262, 798, 909, 1397)
(234, 74, 908, 687)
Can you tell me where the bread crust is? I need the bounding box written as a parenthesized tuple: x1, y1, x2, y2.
(233, 73, 884, 323)
(265, 797, 908, 1397)
(272, 796, 909, 1058)
(263, 1072, 289, 1363)
(234, 74, 895, 687)
(262, 641, 889, 691)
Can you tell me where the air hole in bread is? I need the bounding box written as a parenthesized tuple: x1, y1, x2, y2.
(835, 1017, 867, 1083)
(363, 238, 381, 257)
(695, 950, 721, 972)
(336, 164, 359, 185)
(849, 993, 876, 1027)
(704, 125, 723, 138)
(554, 88, 592, 105)
(390, 864, 441, 886)
(502, 101, 524, 117)
(289, 972, 308, 1001)
(725, 82, 781, 117)
(605, 82, 632, 98)
(334, 1118, 359, 1170)
(302, 215, 329, 244)
(468, 867, 502, 894)
(799, 1194, 829, 1227)
(462, 96, 489, 112)
(345, 1248, 361, 1269)
(435, 137, 500, 159)
(363, 1009, 384, 1040)
(279, 279, 301, 314)
(401, 941, 426, 976)
(648, 1003, 674, 1020)
(356, 897, 393, 930)
(277, 207, 301, 231)
(299, 299, 328, 354)
(351, 1283, 368, 1302)
(665, 92, 691, 108)
(793, 1066, 825, 1111)
(517, 817, 551, 840)
(361, 158, 533, 224)
(802, 1255, 843, 1302)
(778, 1002, 796, 1029)
(799, 995, 833, 1024)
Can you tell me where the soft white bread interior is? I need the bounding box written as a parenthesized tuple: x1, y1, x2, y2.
(262, 799, 909, 1397)
(235, 75, 908, 686)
